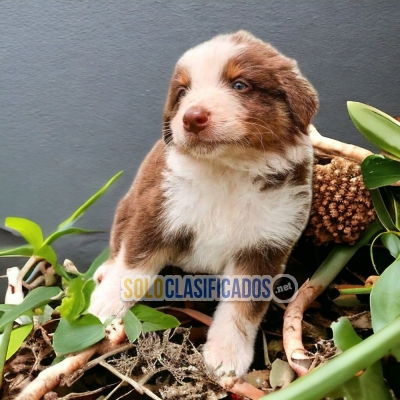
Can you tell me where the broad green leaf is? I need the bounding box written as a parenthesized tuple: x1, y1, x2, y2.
(329, 318, 392, 400)
(83, 247, 110, 279)
(0, 287, 61, 331)
(53, 314, 105, 354)
(331, 318, 362, 350)
(122, 310, 142, 342)
(361, 155, 400, 189)
(381, 232, 400, 259)
(369, 189, 397, 231)
(0, 244, 34, 258)
(43, 227, 99, 247)
(58, 277, 87, 321)
(131, 304, 180, 332)
(371, 257, 400, 360)
(58, 171, 123, 230)
(5, 217, 43, 251)
(5, 323, 33, 360)
(0, 305, 15, 314)
(35, 244, 57, 267)
(347, 101, 400, 159)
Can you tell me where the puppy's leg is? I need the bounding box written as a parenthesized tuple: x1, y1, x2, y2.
(88, 247, 168, 319)
(203, 247, 290, 389)
(203, 299, 268, 388)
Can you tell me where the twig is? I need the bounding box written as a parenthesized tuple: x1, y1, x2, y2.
(65, 342, 134, 386)
(16, 320, 127, 400)
(104, 381, 124, 400)
(99, 360, 162, 400)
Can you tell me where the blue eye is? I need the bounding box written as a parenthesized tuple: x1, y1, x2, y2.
(177, 87, 187, 100)
(232, 81, 248, 91)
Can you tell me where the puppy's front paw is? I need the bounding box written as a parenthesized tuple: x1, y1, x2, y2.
(203, 324, 254, 389)
(88, 262, 133, 319)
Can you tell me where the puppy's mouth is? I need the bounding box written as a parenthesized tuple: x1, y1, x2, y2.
(177, 130, 225, 156)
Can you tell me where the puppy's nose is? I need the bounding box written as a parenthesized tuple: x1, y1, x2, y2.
(183, 107, 209, 134)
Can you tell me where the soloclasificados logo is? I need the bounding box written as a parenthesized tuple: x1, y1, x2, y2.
(120, 274, 298, 303)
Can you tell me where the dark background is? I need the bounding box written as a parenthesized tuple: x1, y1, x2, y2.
(1, 1, 399, 296)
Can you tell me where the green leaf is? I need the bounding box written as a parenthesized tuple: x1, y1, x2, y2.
(393, 198, 400, 230)
(0, 287, 61, 331)
(381, 232, 400, 259)
(0, 244, 33, 257)
(331, 318, 362, 351)
(329, 318, 392, 400)
(43, 227, 100, 247)
(361, 155, 400, 189)
(58, 171, 123, 230)
(347, 101, 400, 159)
(130, 304, 180, 332)
(5, 217, 44, 251)
(369, 189, 397, 231)
(83, 247, 110, 279)
(371, 257, 400, 359)
(53, 314, 105, 354)
(81, 279, 96, 313)
(5, 323, 33, 360)
(35, 244, 57, 267)
(122, 310, 142, 342)
(58, 277, 87, 321)
(0, 305, 15, 314)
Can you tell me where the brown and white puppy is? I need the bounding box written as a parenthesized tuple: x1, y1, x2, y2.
(89, 31, 318, 387)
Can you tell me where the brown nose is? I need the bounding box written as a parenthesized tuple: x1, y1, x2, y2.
(183, 106, 209, 134)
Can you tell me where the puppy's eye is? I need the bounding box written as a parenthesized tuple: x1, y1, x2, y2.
(177, 87, 187, 100)
(232, 81, 249, 91)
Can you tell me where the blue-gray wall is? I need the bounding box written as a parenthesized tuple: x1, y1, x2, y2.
(1, 2, 399, 291)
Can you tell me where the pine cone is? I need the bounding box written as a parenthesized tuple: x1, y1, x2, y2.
(305, 157, 375, 245)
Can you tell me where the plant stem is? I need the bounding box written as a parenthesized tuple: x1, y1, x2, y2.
(311, 219, 382, 287)
(263, 315, 400, 400)
(338, 287, 372, 295)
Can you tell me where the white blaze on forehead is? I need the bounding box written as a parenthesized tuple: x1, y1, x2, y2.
(178, 35, 244, 88)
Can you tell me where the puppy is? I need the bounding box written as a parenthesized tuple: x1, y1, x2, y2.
(89, 30, 318, 387)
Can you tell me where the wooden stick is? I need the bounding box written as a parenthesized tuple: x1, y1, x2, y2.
(16, 321, 127, 400)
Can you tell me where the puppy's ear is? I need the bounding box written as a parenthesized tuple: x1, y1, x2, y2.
(280, 65, 319, 133)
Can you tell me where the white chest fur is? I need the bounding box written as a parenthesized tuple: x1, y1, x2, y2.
(160, 146, 312, 274)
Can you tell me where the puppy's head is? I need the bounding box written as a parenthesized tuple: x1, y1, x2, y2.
(162, 30, 318, 159)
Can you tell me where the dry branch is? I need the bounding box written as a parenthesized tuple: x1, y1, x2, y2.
(282, 280, 325, 376)
(16, 321, 127, 400)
